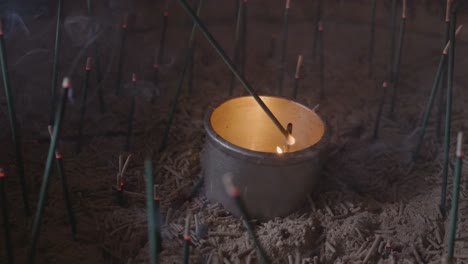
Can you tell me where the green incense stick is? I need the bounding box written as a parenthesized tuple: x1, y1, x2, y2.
(441, 5, 457, 216)
(368, 0, 377, 77)
(28, 78, 72, 264)
(144, 160, 158, 264)
(0, 169, 14, 264)
(278, 0, 290, 95)
(76, 57, 92, 153)
(115, 14, 128, 96)
(49, 0, 64, 125)
(0, 18, 30, 216)
(373, 82, 388, 140)
(448, 132, 463, 260)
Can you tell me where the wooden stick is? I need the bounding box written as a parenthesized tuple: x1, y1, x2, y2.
(125, 73, 136, 151)
(278, 0, 290, 95)
(448, 131, 463, 260)
(144, 160, 158, 264)
(373, 82, 388, 140)
(0, 169, 14, 264)
(441, 6, 458, 216)
(0, 17, 30, 216)
(115, 14, 128, 95)
(28, 78, 72, 264)
(76, 57, 92, 153)
(368, 0, 377, 77)
(49, 0, 64, 125)
(388, 0, 407, 117)
(293, 55, 303, 99)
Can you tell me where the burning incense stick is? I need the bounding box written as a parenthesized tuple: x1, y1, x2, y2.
(116, 154, 131, 206)
(222, 174, 270, 264)
(388, 0, 407, 117)
(437, 0, 452, 142)
(115, 14, 128, 95)
(368, 0, 377, 77)
(159, 1, 204, 152)
(87, 0, 105, 113)
(373, 82, 388, 140)
(229, 0, 244, 96)
(0, 169, 14, 264)
(28, 78, 72, 264)
(441, 5, 458, 216)
(0, 18, 30, 216)
(312, 0, 323, 59)
(125, 73, 137, 151)
(186, 0, 203, 95)
(448, 131, 463, 260)
(176, 0, 294, 145)
(183, 210, 192, 264)
(157, 11, 169, 68)
(77, 57, 92, 154)
(388, 0, 397, 83)
(278, 0, 290, 95)
(293, 55, 303, 99)
(318, 21, 325, 99)
(144, 159, 158, 264)
(48, 126, 77, 240)
(49, 0, 64, 125)
(240, 0, 248, 76)
(413, 24, 462, 160)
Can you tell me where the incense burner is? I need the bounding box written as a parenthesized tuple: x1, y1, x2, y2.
(202, 96, 328, 220)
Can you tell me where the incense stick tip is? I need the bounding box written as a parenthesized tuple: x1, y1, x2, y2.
(132, 73, 137, 83)
(164, 11, 169, 17)
(382, 82, 388, 88)
(0, 168, 5, 178)
(286, 0, 291, 9)
(62, 77, 71, 89)
(85, 57, 92, 71)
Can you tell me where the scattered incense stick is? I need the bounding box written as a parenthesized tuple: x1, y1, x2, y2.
(293, 55, 303, 99)
(448, 131, 463, 260)
(115, 14, 128, 95)
(388, 0, 407, 117)
(49, 0, 64, 125)
(413, 24, 462, 160)
(368, 0, 377, 77)
(312, 0, 323, 59)
(318, 21, 325, 99)
(76, 57, 92, 154)
(222, 174, 270, 264)
(0, 18, 30, 216)
(48, 126, 77, 240)
(28, 78, 72, 264)
(159, 0, 203, 151)
(125, 73, 136, 151)
(144, 159, 158, 264)
(229, 0, 244, 96)
(176, 0, 293, 144)
(278, 0, 290, 95)
(388, 0, 398, 83)
(0, 169, 14, 264)
(183, 210, 192, 264)
(373, 82, 388, 140)
(437, 0, 452, 142)
(441, 6, 458, 216)
(87, 0, 105, 113)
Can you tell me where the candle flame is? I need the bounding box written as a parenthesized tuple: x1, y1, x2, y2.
(276, 146, 284, 154)
(286, 134, 296, 146)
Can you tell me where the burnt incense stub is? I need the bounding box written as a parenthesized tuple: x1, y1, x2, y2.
(202, 96, 328, 220)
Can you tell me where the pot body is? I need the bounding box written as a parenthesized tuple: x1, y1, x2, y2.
(202, 96, 328, 221)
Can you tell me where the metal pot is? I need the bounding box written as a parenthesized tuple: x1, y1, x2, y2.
(202, 96, 328, 221)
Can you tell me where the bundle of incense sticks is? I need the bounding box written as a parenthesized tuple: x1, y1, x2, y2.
(0, 17, 30, 215)
(28, 78, 72, 264)
(0, 168, 14, 264)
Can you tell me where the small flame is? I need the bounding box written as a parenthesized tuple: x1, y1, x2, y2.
(286, 134, 296, 146)
(276, 146, 284, 154)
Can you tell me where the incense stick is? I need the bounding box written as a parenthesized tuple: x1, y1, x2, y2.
(448, 131, 463, 260)
(373, 82, 388, 140)
(413, 24, 462, 160)
(144, 160, 158, 264)
(183, 211, 192, 264)
(293, 55, 303, 99)
(318, 21, 325, 99)
(278, 0, 290, 95)
(229, 0, 244, 96)
(154, 184, 162, 257)
(368, 0, 377, 77)
(312, 0, 323, 59)
(159, 1, 204, 152)
(49, 0, 64, 125)
(115, 14, 128, 95)
(176, 0, 293, 144)
(157, 11, 169, 68)
(441, 5, 458, 216)
(388, 0, 407, 117)
(48, 126, 77, 241)
(240, 0, 248, 76)
(87, 0, 105, 113)
(0, 169, 14, 264)
(77, 57, 92, 154)
(125, 73, 137, 151)
(222, 174, 270, 264)
(0, 18, 30, 216)
(186, 0, 203, 95)
(28, 78, 72, 264)
(388, 0, 397, 83)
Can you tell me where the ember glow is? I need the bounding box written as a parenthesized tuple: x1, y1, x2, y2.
(276, 146, 284, 154)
